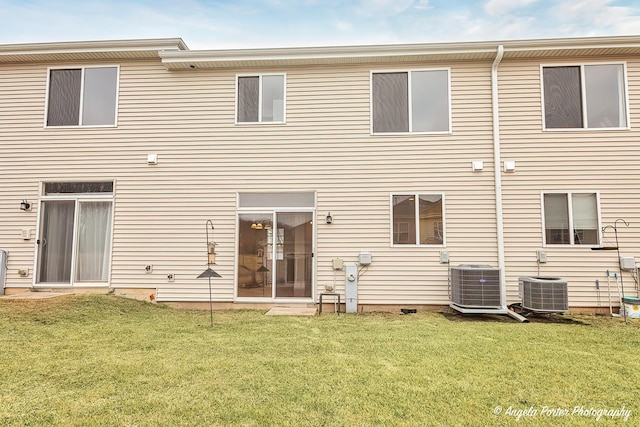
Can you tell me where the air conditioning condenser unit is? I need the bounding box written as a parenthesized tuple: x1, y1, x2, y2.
(518, 276, 568, 313)
(451, 265, 501, 308)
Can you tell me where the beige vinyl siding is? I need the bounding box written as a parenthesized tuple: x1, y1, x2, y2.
(498, 56, 640, 307)
(0, 65, 47, 286)
(0, 57, 500, 305)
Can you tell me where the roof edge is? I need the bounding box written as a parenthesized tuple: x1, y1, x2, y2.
(3, 34, 640, 67)
(159, 34, 640, 69)
(0, 38, 188, 59)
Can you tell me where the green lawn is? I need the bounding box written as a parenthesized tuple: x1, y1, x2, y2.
(1, 295, 638, 426)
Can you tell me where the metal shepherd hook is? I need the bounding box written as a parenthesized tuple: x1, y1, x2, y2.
(602, 219, 629, 322)
(197, 220, 221, 327)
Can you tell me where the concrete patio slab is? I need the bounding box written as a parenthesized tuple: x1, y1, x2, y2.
(0, 292, 74, 300)
(265, 305, 317, 316)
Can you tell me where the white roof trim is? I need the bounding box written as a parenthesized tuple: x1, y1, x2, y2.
(2, 34, 640, 68)
(0, 38, 188, 63)
(159, 34, 640, 70)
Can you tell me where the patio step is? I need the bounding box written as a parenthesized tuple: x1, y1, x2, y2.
(265, 305, 318, 316)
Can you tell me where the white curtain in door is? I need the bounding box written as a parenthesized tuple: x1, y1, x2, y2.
(76, 201, 112, 282)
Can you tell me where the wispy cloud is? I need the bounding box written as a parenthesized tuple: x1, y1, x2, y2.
(484, 0, 540, 16)
(0, 0, 638, 48)
(550, 0, 640, 36)
(352, 0, 418, 17)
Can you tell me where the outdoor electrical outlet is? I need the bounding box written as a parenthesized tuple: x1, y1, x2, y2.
(167, 273, 175, 282)
(18, 269, 29, 277)
(145, 265, 153, 273)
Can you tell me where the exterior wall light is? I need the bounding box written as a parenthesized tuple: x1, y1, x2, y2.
(325, 212, 333, 224)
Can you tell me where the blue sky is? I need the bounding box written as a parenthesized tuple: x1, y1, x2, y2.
(1, 0, 639, 49)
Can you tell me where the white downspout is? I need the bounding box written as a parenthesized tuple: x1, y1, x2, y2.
(492, 45, 507, 308)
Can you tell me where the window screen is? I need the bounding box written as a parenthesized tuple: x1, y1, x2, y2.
(47, 67, 118, 127)
(238, 76, 259, 122)
(373, 70, 449, 133)
(543, 64, 627, 129)
(373, 73, 409, 133)
(47, 69, 82, 126)
(237, 74, 285, 123)
(543, 66, 583, 129)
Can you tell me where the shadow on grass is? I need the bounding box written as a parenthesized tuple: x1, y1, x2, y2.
(441, 309, 592, 325)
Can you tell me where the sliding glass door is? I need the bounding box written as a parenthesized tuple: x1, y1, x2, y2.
(36, 182, 113, 286)
(237, 211, 313, 300)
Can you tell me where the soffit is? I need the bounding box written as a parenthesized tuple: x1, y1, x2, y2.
(502, 42, 640, 60)
(160, 44, 500, 70)
(160, 35, 640, 70)
(2, 35, 639, 68)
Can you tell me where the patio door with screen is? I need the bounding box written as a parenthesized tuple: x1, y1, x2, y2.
(36, 182, 113, 286)
(236, 191, 315, 301)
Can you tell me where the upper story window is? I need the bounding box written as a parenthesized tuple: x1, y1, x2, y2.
(392, 194, 444, 246)
(46, 66, 119, 127)
(237, 74, 285, 123)
(543, 192, 600, 246)
(542, 64, 628, 130)
(372, 69, 450, 134)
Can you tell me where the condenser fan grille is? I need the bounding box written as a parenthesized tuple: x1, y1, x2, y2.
(451, 265, 501, 308)
(519, 277, 568, 312)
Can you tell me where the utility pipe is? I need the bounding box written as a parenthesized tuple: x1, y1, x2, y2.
(491, 45, 508, 308)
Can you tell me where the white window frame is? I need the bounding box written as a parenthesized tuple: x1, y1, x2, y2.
(44, 65, 120, 128)
(390, 193, 446, 247)
(540, 62, 630, 131)
(235, 73, 286, 124)
(370, 68, 451, 135)
(33, 181, 116, 287)
(541, 191, 602, 247)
